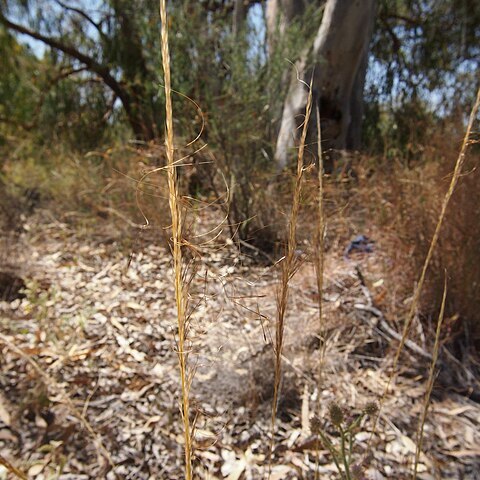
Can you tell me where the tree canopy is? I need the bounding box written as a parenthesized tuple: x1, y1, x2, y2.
(0, 0, 478, 154)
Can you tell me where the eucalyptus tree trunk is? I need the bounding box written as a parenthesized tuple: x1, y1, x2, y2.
(269, 0, 377, 170)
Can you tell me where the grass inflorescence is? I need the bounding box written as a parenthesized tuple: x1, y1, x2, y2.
(160, 0, 193, 477)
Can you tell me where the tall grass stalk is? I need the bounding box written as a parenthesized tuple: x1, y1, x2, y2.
(268, 77, 313, 473)
(314, 104, 326, 375)
(371, 86, 480, 442)
(314, 104, 326, 480)
(413, 276, 447, 480)
(159, 1, 193, 478)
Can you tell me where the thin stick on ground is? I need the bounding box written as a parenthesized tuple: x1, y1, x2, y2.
(413, 274, 447, 480)
(268, 76, 313, 474)
(370, 85, 480, 443)
(159, 1, 193, 479)
(0, 455, 28, 480)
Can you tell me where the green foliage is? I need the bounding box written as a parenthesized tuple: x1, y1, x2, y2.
(0, 0, 162, 141)
(36, 72, 113, 150)
(167, 2, 319, 245)
(0, 27, 115, 150)
(362, 95, 438, 162)
(363, 0, 479, 158)
(311, 401, 378, 480)
(1, 0, 477, 160)
(372, 0, 480, 100)
(0, 27, 39, 139)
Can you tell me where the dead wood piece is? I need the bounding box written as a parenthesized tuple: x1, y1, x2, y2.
(354, 303, 432, 360)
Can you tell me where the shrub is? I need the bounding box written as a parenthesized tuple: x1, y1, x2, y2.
(359, 132, 480, 355)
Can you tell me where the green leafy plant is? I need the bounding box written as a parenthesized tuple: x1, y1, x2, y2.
(311, 401, 378, 480)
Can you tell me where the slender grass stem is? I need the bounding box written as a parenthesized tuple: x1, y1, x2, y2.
(413, 276, 447, 479)
(317, 429, 343, 476)
(159, 1, 192, 478)
(340, 427, 351, 480)
(315, 104, 326, 382)
(268, 76, 313, 476)
(314, 100, 327, 480)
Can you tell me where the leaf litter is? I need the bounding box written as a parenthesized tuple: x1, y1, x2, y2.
(0, 217, 479, 479)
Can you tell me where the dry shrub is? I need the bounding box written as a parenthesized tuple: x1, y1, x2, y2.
(429, 155, 480, 349)
(2, 134, 280, 260)
(354, 143, 480, 355)
(189, 149, 283, 255)
(396, 153, 480, 353)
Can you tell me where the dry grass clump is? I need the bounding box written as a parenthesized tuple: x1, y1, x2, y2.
(341, 106, 480, 361)
(399, 156, 480, 356)
(422, 155, 480, 349)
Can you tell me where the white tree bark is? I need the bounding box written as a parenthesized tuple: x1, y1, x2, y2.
(272, 0, 377, 170)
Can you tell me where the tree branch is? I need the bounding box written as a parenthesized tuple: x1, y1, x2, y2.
(384, 13, 421, 27)
(0, 12, 124, 101)
(53, 0, 109, 43)
(54, 0, 101, 31)
(379, 17, 401, 54)
(0, 66, 92, 131)
(199, 0, 262, 14)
